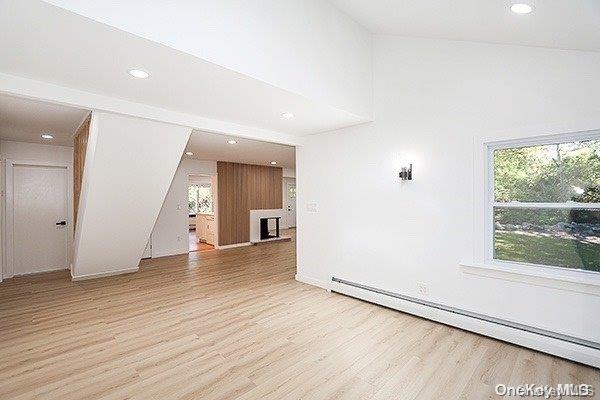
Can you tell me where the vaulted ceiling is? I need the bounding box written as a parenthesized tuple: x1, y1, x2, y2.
(0, 0, 370, 142)
(331, 0, 600, 51)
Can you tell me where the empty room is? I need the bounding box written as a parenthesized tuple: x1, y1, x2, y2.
(0, 1, 598, 399)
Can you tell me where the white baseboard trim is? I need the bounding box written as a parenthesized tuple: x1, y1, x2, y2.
(329, 279, 600, 368)
(12, 267, 68, 277)
(71, 267, 139, 281)
(151, 250, 188, 258)
(295, 274, 330, 290)
(216, 242, 251, 250)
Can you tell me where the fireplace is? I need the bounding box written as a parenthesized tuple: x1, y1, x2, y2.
(249, 209, 285, 244)
(260, 217, 280, 240)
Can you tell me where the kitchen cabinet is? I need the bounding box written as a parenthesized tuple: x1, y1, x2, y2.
(196, 214, 215, 245)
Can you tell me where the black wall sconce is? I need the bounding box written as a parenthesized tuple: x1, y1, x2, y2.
(399, 164, 413, 181)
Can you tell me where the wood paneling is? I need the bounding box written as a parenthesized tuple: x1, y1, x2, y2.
(217, 162, 283, 245)
(73, 114, 91, 229)
(1, 230, 597, 399)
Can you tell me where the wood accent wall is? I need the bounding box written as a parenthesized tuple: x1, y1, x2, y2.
(217, 162, 283, 246)
(73, 114, 91, 228)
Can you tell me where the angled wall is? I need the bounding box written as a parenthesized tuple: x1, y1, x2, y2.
(73, 111, 191, 279)
(151, 159, 217, 258)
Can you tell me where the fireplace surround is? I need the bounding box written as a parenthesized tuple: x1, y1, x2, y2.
(249, 209, 288, 244)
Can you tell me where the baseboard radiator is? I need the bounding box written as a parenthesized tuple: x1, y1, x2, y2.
(330, 277, 600, 367)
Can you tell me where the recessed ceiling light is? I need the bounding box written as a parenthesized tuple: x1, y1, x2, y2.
(280, 112, 294, 119)
(41, 133, 54, 139)
(227, 139, 238, 145)
(128, 69, 149, 79)
(185, 151, 194, 156)
(270, 161, 277, 165)
(510, 3, 533, 14)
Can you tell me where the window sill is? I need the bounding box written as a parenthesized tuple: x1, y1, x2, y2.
(460, 261, 600, 296)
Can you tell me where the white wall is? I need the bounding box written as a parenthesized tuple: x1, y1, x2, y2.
(297, 37, 600, 343)
(151, 159, 217, 258)
(43, 0, 373, 119)
(73, 112, 191, 278)
(0, 140, 74, 276)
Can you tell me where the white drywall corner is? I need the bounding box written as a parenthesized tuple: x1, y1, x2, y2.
(72, 111, 191, 279)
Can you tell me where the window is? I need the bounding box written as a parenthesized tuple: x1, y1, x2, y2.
(488, 135, 599, 273)
(188, 183, 213, 215)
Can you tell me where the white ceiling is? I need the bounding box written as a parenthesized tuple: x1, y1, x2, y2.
(330, 0, 600, 51)
(0, 94, 89, 146)
(0, 93, 295, 167)
(186, 130, 295, 169)
(0, 0, 366, 138)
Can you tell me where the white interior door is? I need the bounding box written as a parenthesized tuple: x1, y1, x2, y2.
(285, 181, 296, 228)
(13, 164, 69, 275)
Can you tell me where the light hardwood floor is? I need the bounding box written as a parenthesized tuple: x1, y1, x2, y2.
(188, 230, 215, 252)
(1, 229, 597, 399)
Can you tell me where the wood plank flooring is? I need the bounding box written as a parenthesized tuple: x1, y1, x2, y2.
(188, 230, 215, 252)
(1, 229, 598, 399)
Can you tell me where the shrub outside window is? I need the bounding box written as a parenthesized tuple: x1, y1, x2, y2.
(188, 184, 213, 215)
(489, 136, 599, 273)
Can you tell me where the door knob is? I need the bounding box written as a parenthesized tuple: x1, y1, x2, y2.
(56, 220, 67, 226)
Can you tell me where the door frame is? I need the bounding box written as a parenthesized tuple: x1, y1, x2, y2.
(2, 159, 73, 279)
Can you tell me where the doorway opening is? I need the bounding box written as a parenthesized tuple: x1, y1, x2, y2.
(0, 94, 90, 281)
(284, 178, 297, 228)
(5, 162, 71, 277)
(188, 174, 215, 252)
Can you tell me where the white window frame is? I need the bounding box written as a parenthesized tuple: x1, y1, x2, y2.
(484, 130, 600, 276)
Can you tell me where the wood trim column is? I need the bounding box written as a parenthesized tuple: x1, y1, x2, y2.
(73, 114, 91, 229)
